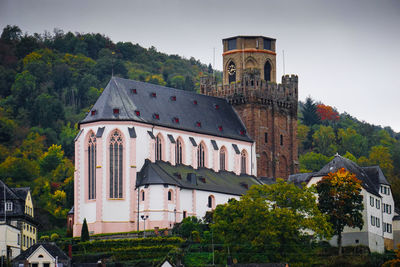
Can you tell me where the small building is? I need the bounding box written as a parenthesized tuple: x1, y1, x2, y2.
(0, 180, 38, 259)
(12, 243, 70, 267)
(289, 154, 395, 253)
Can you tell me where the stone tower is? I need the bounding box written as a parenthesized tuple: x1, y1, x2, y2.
(200, 36, 298, 179)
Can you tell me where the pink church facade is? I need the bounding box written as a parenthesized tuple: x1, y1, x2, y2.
(73, 77, 260, 236)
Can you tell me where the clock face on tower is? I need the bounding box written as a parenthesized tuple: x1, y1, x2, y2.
(228, 63, 236, 76)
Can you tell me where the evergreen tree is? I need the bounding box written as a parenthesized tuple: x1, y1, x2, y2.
(81, 218, 89, 242)
(302, 97, 320, 126)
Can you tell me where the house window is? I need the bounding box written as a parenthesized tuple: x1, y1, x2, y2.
(376, 218, 380, 228)
(388, 223, 392, 233)
(141, 191, 145, 201)
(176, 138, 183, 165)
(370, 196, 374, 207)
(388, 204, 392, 214)
(109, 130, 123, 199)
(220, 147, 226, 171)
(23, 235, 25, 246)
(241, 150, 247, 174)
(17, 234, 20, 245)
(88, 131, 97, 200)
(183, 211, 187, 219)
(155, 134, 163, 161)
(5, 202, 12, 211)
(371, 216, 375, 226)
(376, 199, 380, 209)
(197, 143, 205, 168)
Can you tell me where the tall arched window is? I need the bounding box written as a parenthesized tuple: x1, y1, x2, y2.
(168, 190, 173, 201)
(264, 61, 271, 82)
(241, 150, 248, 174)
(220, 147, 226, 171)
(227, 61, 236, 84)
(109, 130, 123, 198)
(88, 132, 96, 200)
(176, 138, 183, 164)
(197, 142, 205, 168)
(208, 195, 215, 208)
(155, 134, 163, 161)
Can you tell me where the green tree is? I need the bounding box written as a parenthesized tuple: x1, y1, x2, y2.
(39, 144, 64, 174)
(369, 145, 394, 178)
(316, 168, 363, 255)
(297, 122, 310, 153)
(299, 152, 331, 172)
(212, 181, 332, 263)
(312, 125, 337, 156)
(337, 128, 368, 158)
(301, 97, 320, 126)
(81, 218, 89, 241)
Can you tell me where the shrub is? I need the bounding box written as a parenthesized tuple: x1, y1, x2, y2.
(51, 233, 60, 241)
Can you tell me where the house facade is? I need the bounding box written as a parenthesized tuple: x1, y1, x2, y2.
(289, 155, 395, 252)
(0, 181, 38, 259)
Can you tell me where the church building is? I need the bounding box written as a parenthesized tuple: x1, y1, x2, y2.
(73, 36, 299, 236)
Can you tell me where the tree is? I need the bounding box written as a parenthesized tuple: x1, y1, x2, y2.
(299, 152, 331, 172)
(301, 97, 320, 126)
(81, 218, 89, 241)
(316, 104, 339, 122)
(312, 125, 337, 156)
(337, 128, 368, 158)
(316, 168, 363, 255)
(212, 181, 332, 263)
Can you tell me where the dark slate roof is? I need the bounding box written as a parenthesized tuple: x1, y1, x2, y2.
(362, 166, 390, 186)
(259, 177, 277, 185)
(288, 172, 315, 187)
(80, 77, 252, 142)
(0, 180, 21, 201)
(13, 243, 70, 262)
(12, 187, 29, 200)
(136, 159, 262, 195)
(311, 154, 380, 196)
(223, 35, 276, 41)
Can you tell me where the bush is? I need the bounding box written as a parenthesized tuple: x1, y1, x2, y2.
(81, 218, 89, 242)
(40, 235, 50, 241)
(50, 233, 60, 241)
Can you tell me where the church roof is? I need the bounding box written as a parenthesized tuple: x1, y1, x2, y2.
(136, 159, 262, 195)
(81, 77, 252, 142)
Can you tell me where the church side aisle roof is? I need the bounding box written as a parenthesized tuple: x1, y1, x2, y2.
(81, 77, 252, 142)
(136, 159, 262, 195)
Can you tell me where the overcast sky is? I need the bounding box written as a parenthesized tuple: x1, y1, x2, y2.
(1, 0, 399, 131)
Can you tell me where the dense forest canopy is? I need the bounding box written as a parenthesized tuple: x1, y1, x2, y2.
(0, 25, 399, 230)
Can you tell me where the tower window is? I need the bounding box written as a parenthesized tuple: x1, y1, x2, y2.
(228, 61, 236, 84)
(264, 61, 271, 82)
(227, 39, 237, 50)
(264, 39, 272, 50)
(280, 134, 283, 146)
(265, 132, 268, 143)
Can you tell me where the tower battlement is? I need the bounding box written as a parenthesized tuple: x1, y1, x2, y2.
(200, 74, 298, 116)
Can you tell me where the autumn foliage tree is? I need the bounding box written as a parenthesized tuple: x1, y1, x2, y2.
(316, 168, 363, 255)
(316, 104, 339, 122)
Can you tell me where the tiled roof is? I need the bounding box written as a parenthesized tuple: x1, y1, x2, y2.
(81, 77, 252, 142)
(136, 159, 262, 195)
(288, 172, 315, 187)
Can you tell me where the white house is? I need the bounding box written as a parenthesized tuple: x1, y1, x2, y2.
(289, 154, 395, 252)
(73, 77, 260, 236)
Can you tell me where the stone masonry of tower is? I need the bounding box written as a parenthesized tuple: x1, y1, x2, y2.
(200, 36, 299, 178)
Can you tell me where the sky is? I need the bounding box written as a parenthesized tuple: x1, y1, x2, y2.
(1, 0, 400, 131)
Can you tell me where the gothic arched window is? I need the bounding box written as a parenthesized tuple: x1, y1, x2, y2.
(176, 138, 183, 164)
(88, 131, 97, 200)
(155, 134, 163, 161)
(220, 147, 226, 171)
(197, 142, 206, 168)
(208, 195, 215, 208)
(109, 130, 123, 199)
(264, 61, 271, 82)
(227, 61, 236, 84)
(241, 150, 248, 174)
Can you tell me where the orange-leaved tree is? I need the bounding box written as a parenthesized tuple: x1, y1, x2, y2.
(316, 168, 363, 255)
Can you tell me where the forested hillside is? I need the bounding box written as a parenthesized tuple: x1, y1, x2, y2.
(0, 25, 399, 230)
(298, 98, 400, 206)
